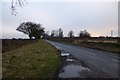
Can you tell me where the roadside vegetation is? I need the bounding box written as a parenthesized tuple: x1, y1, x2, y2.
(2, 39, 61, 78)
(73, 42, 119, 53)
(49, 38, 119, 54)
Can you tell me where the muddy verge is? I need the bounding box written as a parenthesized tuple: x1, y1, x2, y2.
(56, 49, 110, 79)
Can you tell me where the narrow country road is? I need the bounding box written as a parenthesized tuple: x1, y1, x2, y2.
(46, 40, 119, 78)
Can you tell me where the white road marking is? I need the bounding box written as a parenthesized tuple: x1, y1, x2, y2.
(112, 59, 120, 62)
(66, 58, 74, 62)
(61, 53, 70, 56)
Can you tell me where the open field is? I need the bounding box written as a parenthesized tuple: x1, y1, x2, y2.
(49, 38, 120, 53)
(2, 39, 61, 78)
(2, 39, 37, 53)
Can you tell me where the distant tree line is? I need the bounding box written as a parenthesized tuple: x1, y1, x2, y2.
(16, 22, 91, 39)
(50, 28, 63, 38)
(49, 29, 91, 39)
(16, 22, 119, 40)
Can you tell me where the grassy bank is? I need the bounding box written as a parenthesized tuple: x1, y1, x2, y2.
(49, 38, 119, 53)
(2, 40, 61, 78)
(72, 42, 119, 53)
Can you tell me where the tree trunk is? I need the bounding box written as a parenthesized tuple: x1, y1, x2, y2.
(35, 36, 39, 39)
(29, 35, 32, 39)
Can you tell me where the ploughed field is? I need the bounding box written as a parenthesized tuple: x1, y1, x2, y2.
(2, 39, 36, 53)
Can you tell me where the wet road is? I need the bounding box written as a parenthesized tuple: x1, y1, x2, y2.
(46, 40, 119, 78)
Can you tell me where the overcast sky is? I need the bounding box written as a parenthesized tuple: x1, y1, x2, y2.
(1, 0, 119, 39)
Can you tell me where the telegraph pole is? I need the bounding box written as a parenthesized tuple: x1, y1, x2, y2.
(111, 30, 113, 37)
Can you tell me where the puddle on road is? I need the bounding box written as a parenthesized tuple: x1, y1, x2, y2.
(59, 64, 90, 78)
(59, 50, 93, 78)
(61, 52, 70, 56)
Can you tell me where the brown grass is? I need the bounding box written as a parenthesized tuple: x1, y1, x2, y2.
(2, 39, 36, 53)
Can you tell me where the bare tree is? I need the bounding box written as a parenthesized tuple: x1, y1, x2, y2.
(51, 30, 55, 37)
(16, 22, 44, 39)
(11, 0, 26, 15)
(79, 30, 91, 38)
(68, 30, 74, 38)
(43, 31, 50, 39)
(58, 28, 63, 38)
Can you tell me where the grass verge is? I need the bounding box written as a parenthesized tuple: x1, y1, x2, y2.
(72, 42, 119, 53)
(2, 40, 61, 78)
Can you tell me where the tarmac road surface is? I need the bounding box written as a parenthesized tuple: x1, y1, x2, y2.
(46, 40, 119, 78)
